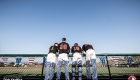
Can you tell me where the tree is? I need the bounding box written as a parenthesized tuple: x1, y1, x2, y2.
(0, 62, 4, 67)
(7, 62, 15, 67)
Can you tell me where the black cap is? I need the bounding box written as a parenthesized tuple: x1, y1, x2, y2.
(54, 43, 58, 46)
(74, 43, 78, 46)
(62, 38, 66, 41)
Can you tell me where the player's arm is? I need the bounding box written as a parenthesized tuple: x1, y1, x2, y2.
(49, 46, 52, 50)
(90, 45, 94, 50)
(82, 45, 86, 57)
(67, 43, 70, 53)
(48, 46, 52, 54)
(49, 46, 52, 52)
(71, 46, 74, 54)
(82, 45, 85, 54)
(57, 44, 60, 54)
(79, 46, 82, 54)
(56, 46, 59, 54)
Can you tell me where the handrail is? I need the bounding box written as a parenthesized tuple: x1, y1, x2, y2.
(0, 54, 46, 57)
(0, 53, 140, 57)
(97, 53, 140, 56)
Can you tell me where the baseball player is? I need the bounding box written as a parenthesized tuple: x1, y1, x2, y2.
(82, 44, 98, 80)
(71, 43, 82, 80)
(44, 43, 58, 80)
(56, 38, 70, 80)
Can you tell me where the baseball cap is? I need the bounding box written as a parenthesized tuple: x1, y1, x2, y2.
(62, 38, 66, 41)
(74, 43, 78, 46)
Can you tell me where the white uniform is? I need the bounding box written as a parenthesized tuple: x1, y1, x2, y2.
(58, 53, 69, 61)
(47, 53, 57, 63)
(85, 49, 96, 61)
(72, 52, 82, 62)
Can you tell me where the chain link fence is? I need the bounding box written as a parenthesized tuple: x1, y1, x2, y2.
(107, 56, 140, 76)
(0, 57, 44, 76)
(0, 54, 140, 79)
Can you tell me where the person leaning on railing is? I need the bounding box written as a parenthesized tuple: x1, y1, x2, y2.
(44, 43, 58, 80)
(56, 38, 70, 80)
(82, 44, 98, 80)
(71, 43, 82, 80)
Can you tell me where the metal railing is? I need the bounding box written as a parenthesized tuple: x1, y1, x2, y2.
(0, 53, 140, 80)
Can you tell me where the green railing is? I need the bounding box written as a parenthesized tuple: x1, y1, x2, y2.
(0, 53, 140, 56)
(0, 53, 140, 80)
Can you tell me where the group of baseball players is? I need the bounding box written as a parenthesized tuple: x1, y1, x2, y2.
(44, 38, 98, 80)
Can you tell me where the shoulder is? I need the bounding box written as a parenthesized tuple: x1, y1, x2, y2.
(83, 44, 87, 46)
(66, 42, 69, 45)
(59, 42, 62, 44)
(49, 46, 53, 49)
(78, 46, 81, 48)
(89, 44, 93, 46)
(82, 44, 85, 46)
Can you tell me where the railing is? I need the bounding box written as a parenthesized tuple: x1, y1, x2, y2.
(0, 53, 140, 80)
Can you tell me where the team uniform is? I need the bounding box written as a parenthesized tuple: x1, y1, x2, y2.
(56, 42, 70, 80)
(82, 44, 98, 80)
(44, 45, 58, 80)
(71, 44, 82, 80)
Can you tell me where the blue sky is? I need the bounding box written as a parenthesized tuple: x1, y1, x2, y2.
(0, 0, 140, 54)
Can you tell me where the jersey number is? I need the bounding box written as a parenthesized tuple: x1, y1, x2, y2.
(60, 44, 67, 50)
(74, 46, 80, 51)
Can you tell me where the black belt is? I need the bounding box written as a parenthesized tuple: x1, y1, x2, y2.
(59, 53, 69, 54)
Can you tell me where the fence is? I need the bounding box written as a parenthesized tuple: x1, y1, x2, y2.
(0, 53, 140, 80)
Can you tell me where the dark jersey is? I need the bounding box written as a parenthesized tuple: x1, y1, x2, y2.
(49, 46, 58, 54)
(71, 46, 82, 53)
(58, 42, 70, 53)
(82, 44, 94, 52)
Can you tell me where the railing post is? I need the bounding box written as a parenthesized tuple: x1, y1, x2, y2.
(41, 57, 45, 80)
(106, 55, 112, 80)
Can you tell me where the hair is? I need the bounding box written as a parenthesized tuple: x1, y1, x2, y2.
(54, 43, 58, 46)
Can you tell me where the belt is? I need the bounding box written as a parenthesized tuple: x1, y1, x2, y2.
(59, 53, 68, 54)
